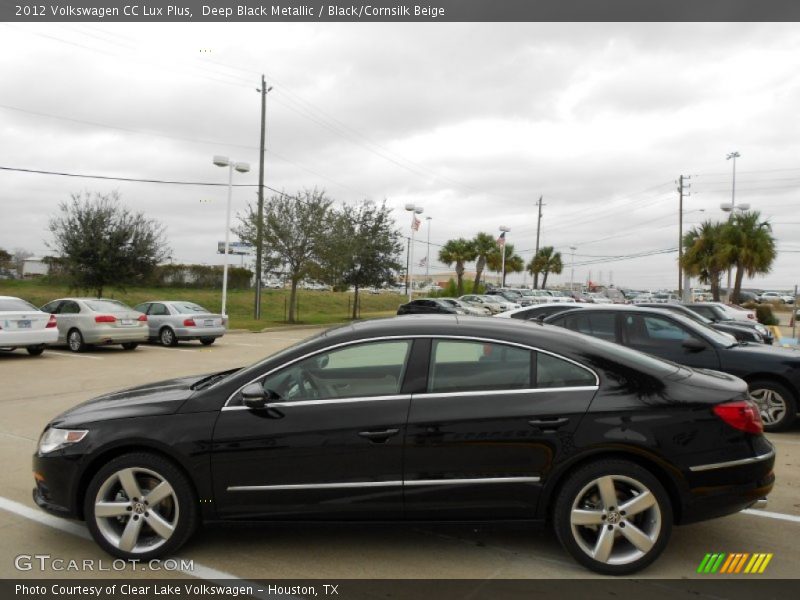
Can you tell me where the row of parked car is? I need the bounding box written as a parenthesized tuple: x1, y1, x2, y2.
(0, 295, 227, 356)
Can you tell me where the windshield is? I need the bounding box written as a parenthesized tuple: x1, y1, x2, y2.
(84, 299, 133, 312)
(171, 302, 211, 314)
(0, 298, 38, 311)
(481, 296, 502, 303)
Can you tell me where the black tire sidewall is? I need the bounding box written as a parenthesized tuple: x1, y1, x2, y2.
(200, 338, 215, 345)
(26, 345, 45, 356)
(749, 379, 798, 432)
(553, 459, 673, 576)
(84, 452, 198, 561)
(160, 327, 177, 347)
(68, 329, 84, 352)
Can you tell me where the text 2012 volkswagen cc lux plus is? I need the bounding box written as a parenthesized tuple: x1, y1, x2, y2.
(33, 316, 774, 575)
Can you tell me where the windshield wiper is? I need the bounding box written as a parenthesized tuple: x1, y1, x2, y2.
(191, 368, 239, 390)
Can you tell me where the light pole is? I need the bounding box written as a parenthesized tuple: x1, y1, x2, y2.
(499, 226, 510, 287)
(405, 204, 424, 301)
(213, 155, 250, 318)
(425, 216, 432, 283)
(569, 245, 577, 292)
(722, 151, 741, 299)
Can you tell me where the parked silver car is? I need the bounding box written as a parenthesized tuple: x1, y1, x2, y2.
(438, 298, 490, 316)
(133, 301, 226, 346)
(458, 294, 506, 314)
(40, 298, 148, 352)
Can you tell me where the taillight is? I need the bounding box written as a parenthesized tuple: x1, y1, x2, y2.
(46, 315, 57, 328)
(747, 314, 755, 320)
(713, 401, 763, 434)
(94, 315, 116, 323)
(183, 318, 196, 326)
(137, 314, 147, 322)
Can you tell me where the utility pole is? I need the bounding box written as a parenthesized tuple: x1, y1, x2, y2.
(254, 75, 272, 319)
(533, 195, 543, 288)
(725, 152, 740, 301)
(404, 237, 410, 296)
(678, 175, 690, 300)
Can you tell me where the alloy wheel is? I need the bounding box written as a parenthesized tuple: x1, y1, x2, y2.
(68, 330, 83, 352)
(749, 388, 787, 426)
(160, 328, 175, 346)
(569, 474, 662, 566)
(93, 467, 179, 554)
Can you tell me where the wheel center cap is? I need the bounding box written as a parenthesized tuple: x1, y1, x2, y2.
(132, 502, 145, 515)
(607, 511, 621, 524)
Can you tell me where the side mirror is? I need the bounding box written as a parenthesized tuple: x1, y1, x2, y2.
(315, 354, 329, 369)
(242, 383, 267, 408)
(682, 337, 707, 352)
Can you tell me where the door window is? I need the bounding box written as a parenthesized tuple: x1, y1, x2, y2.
(60, 301, 80, 314)
(623, 314, 704, 350)
(562, 312, 617, 341)
(149, 303, 170, 316)
(536, 352, 597, 388)
(259, 340, 412, 402)
(428, 340, 532, 393)
(133, 303, 149, 314)
(41, 300, 62, 314)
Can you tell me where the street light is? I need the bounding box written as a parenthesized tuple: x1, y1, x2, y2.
(498, 226, 510, 287)
(213, 155, 250, 318)
(569, 245, 577, 293)
(405, 204, 424, 301)
(721, 151, 743, 299)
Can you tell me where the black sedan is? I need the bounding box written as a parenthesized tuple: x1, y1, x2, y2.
(636, 302, 772, 344)
(544, 305, 799, 431)
(397, 298, 462, 315)
(33, 316, 774, 575)
(681, 302, 774, 345)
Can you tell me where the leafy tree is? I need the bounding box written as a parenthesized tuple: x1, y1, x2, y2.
(236, 189, 332, 323)
(11, 248, 33, 276)
(438, 238, 476, 296)
(487, 243, 524, 287)
(470, 232, 497, 292)
(0, 248, 11, 271)
(721, 211, 776, 304)
(320, 200, 403, 319)
(527, 246, 563, 289)
(47, 191, 171, 296)
(681, 221, 726, 301)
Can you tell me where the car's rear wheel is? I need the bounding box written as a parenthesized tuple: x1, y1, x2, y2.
(121, 343, 138, 351)
(26, 345, 45, 356)
(749, 379, 797, 432)
(553, 459, 672, 575)
(84, 453, 197, 560)
(200, 337, 215, 346)
(67, 329, 85, 353)
(159, 327, 177, 347)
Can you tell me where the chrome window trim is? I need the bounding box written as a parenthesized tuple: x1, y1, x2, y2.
(227, 476, 541, 492)
(689, 449, 775, 472)
(221, 394, 411, 411)
(414, 386, 599, 400)
(222, 334, 600, 408)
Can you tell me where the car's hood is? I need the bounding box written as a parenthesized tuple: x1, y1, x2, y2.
(725, 341, 800, 360)
(50, 373, 209, 427)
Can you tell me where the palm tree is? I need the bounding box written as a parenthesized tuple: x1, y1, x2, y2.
(681, 221, 727, 301)
(438, 238, 476, 296)
(470, 232, 497, 292)
(722, 211, 777, 304)
(527, 246, 563, 289)
(487, 243, 524, 287)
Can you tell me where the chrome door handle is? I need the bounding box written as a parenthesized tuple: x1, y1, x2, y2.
(358, 428, 400, 443)
(528, 417, 569, 429)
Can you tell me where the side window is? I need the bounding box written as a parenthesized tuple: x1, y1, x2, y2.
(623, 314, 697, 348)
(150, 303, 170, 316)
(41, 301, 62, 314)
(60, 301, 80, 314)
(428, 340, 531, 393)
(563, 312, 616, 342)
(259, 341, 411, 402)
(693, 306, 714, 320)
(133, 303, 149, 314)
(537, 352, 597, 388)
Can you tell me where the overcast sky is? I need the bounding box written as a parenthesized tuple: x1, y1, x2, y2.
(1, 22, 799, 290)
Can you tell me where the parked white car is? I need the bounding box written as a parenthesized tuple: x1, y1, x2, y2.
(588, 293, 613, 304)
(0, 296, 58, 356)
(758, 291, 794, 304)
(701, 301, 756, 322)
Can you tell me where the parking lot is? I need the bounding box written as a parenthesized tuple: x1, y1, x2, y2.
(1, 330, 799, 580)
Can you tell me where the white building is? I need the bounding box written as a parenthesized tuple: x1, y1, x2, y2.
(22, 257, 49, 278)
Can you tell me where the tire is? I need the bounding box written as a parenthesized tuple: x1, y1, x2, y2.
(67, 329, 86, 353)
(200, 337, 215, 346)
(748, 379, 797, 432)
(84, 452, 198, 561)
(26, 345, 45, 356)
(121, 343, 139, 351)
(159, 327, 178, 347)
(552, 459, 672, 575)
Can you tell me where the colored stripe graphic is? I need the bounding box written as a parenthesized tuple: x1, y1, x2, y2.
(710, 553, 726, 573)
(735, 553, 750, 573)
(719, 553, 736, 573)
(697, 554, 713, 573)
(758, 554, 773, 573)
(698, 552, 772, 574)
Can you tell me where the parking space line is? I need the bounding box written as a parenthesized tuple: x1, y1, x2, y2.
(744, 509, 800, 524)
(143, 345, 197, 353)
(46, 351, 104, 360)
(0, 495, 280, 596)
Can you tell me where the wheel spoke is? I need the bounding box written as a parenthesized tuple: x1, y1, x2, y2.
(619, 491, 655, 517)
(145, 481, 174, 507)
(592, 526, 615, 562)
(596, 476, 618, 509)
(94, 501, 130, 518)
(118, 516, 144, 552)
(571, 508, 605, 525)
(117, 469, 143, 501)
(146, 511, 175, 540)
(620, 521, 654, 553)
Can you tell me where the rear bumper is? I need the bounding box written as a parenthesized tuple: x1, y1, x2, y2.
(83, 328, 149, 344)
(174, 325, 226, 340)
(0, 328, 58, 347)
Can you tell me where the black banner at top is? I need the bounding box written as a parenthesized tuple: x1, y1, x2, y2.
(2, 0, 800, 22)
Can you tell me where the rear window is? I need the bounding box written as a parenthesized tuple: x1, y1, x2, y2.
(84, 299, 133, 312)
(171, 302, 210, 314)
(0, 298, 38, 311)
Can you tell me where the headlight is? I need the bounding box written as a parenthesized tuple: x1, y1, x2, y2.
(38, 428, 88, 454)
(755, 324, 768, 336)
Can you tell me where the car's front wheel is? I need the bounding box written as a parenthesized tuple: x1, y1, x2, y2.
(553, 459, 672, 575)
(84, 453, 198, 560)
(749, 379, 797, 432)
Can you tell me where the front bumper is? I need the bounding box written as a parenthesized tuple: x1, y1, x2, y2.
(32, 451, 83, 520)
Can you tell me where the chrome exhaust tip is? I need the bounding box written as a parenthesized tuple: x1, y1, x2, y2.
(752, 498, 768, 509)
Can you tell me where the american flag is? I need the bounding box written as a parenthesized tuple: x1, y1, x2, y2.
(418, 256, 427, 267)
(411, 214, 421, 231)
(496, 231, 506, 247)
